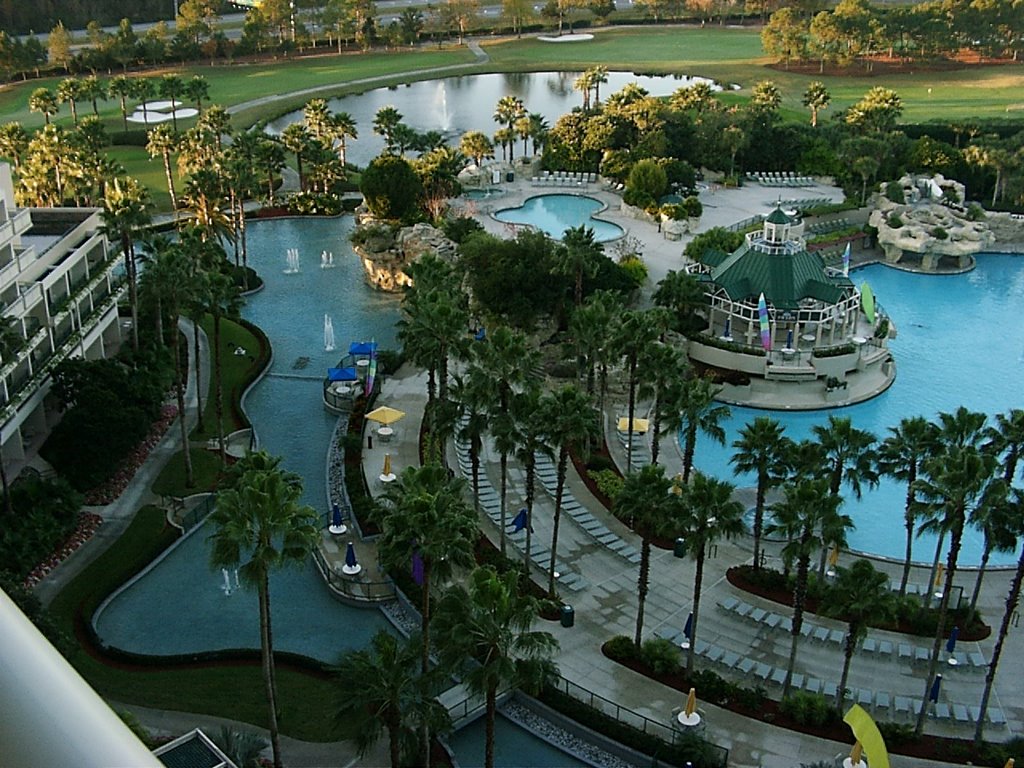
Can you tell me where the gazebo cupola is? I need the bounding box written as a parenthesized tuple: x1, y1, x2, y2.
(762, 205, 792, 246)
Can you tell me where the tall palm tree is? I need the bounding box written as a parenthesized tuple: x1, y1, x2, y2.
(812, 415, 877, 577)
(433, 567, 558, 768)
(767, 477, 842, 698)
(334, 629, 450, 768)
(539, 385, 599, 597)
(281, 122, 312, 192)
(458, 130, 494, 167)
(511, 387, 549, 575)
(653, 269, 707, 334)
(637, 342, 688, 467)
(589, 66, 609, 104)
(142, 238, 197, 487)
(987, 408, 1024, 485)
(377, 464, 478, 765)
(876, 416, 939, 595)
(185, 74, 211, 114)
(573, 70, 594, 110)
(450, 368, 490, 510)
(968, 492, 1017, 613)
(973, 488, 1024, 746)
(254, 136, 286, 204)
(613, 465, 680, 647)
(914, 442, 1001, 736)
(28, 87, 58, 125)
(56, 77, 83, 124)
(823, 559, 898, 715)
(730, 416, 791, 571)
(101, 176, 151, 353)
(108, 76, 134, 135)
(159, 73, 186, 132)
(146, 125, 179, 210)
(526, 113, 549, 156)
(677, 375, 731, 483)
(209, 451, 319, 768)
(677, 472, 745, 675)
(569, 289, 621, 402)
(610, 308, 670, 473)
(329, 111, 358, 168)
(373, 106, 404, 153)
(553, 225, 603, 310)
(493, 96, 526, 162)
(197, 105, 232, 153)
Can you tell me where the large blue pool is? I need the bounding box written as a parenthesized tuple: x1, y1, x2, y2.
(494, 195, 623, 242)
(692, 254, 1024, 566)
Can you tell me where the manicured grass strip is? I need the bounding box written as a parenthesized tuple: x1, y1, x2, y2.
(151, 447, 225, 497)
(47, 505, 352, 742)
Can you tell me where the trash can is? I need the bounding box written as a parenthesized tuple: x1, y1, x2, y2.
(560, 604, 574, 628)
(674, 537, 687, 558)
(506, 171, 515, 183)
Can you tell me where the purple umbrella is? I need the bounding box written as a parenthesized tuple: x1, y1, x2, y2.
(345, 542, 358, 569)
(757, 293, 771, 351)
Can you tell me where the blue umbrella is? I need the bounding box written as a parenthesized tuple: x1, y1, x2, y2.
(929, 673, 943, 702)
(946, 625, 960, 654)
(683, 612, 693, 640)
(345, 542, 358, 569)
(722, 318, 731, 339)
(786, 329, 794, 349)
(331, 504, 343, 529)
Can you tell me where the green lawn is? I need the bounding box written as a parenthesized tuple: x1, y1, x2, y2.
(191, 315, 265, 442)
(47, 505, 350, 742)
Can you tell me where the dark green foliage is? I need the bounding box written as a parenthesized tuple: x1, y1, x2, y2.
(888, 213, 905, 228)
(359, 155, 423, 222)
(0, 477, 83, 578)
(604, 634, 639, 661)
(876, 721, 917, 747)
(885, 182, 906, 203)
(41, 355, 168, 491)
(640, 638, 681, 675)
(622, 187, 657, 211)
(932, 226, 949, 240)
(441, 215, 484, 244)
(779, 691, 836, 727)
(375, 349, 405, 375)
(287, 192, 344, 216)
(0, 569, 75, 655)
(683, 227, 744, 263)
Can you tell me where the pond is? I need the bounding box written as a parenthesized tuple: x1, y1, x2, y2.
(265, 71, 718, 168)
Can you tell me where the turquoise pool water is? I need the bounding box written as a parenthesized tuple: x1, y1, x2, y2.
(494, 195, 623, 242)
(94, 216, 401, 663)
(447, 714, 590, 768)
(691, 254, 1024, 566)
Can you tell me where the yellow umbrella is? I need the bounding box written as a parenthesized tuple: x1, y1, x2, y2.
(935, 563, 945, 587)
(685, 687, 697, 717)
(1003, 759, 1014, 768)
(366, 406, 406, 426)
(850, 741, 863, 765)
(383, 453, 392, 476)
(828, 546, 840, 568)
(617, 417, 649, 433)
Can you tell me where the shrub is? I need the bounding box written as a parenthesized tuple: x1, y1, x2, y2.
(605, 634, 640, 661)
(349, 222, 395, 249)
(589, 469, 624, 499)
(931, 226, 948, 240)
(287, 191, 343, 216)
(640, 638, 681, 675)
(586, 453, 616, 473)
(441, 215, 484, 244)
(885, 181, 905, 203)
(887, 213, 904, 228)
(683, 195, 703, 218)
(876, 721, 917, 747)
(780, 691, 835, 727)
(967, 202, 986, 221)
(359, 154, 423, 222)
(626, 158, 668, 200)
(684, 227, 744, 263)
(617, 255, 648, 286)
(375, 349, 405, 375)
(622, 187, 656, 211)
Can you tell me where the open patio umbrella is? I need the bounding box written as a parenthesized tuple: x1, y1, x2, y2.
(365, 406, 406, 426)
(757, 293, 771, 351)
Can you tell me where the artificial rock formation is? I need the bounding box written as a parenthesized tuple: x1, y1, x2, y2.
(352, 221, 457, 292)
(868, 174, 995, 271)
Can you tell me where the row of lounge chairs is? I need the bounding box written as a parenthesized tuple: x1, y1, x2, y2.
(533, 451, 642, 566)
(531, 171, 597, 187)
(719, 596, 989, 669)
(454, 418, 586, 591)
(805, 217, 852, 235)
(670, 635, 1005, 725)
(748, 171, 815, 187)
(779, 196, 834, 211)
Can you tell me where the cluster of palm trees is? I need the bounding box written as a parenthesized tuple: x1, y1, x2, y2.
(451, 95, 549, 167)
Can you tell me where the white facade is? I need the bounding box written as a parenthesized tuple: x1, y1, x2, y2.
(0, 163, 125, 474)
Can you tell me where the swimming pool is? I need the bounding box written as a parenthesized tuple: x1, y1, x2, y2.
(494, 195, 623, 242)
(447, 713, 591, 768)
(691, 254, 1024, 566)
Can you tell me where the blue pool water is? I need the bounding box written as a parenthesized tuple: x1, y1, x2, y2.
(447, 714, 589, 768)
(494, 195, 623, 242)
(94, 216, 401, 662)
(692, 254, 1024, 566)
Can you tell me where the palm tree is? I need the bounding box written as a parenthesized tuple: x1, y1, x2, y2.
(131, 77, 156, 125)
(876, 416, 939, 596)
(730, 416, 791, 571)
(185, 74, 210, 114)
(254, 136, 286, 204)
(610, 308, 670, 473)
(988, 408, 1024, 485)
(334, 629, 450, 768)
(450, 368, 490, 510)
(56, 77, 83, 124)
(539, 385, 599, 597)
(433, 567, 558, 768)
(146, 125, 179, 210)
(28, 87, 58, 125)
(458, 130, 494, 167)
(142, 238, 197, 487)
(0, 123, 28, 173)
(554, 225, 603, 310)
(637, 342, 688, 467)
(678, 375, 731, 483)
(511, 387, 549, 575)
(182, 169, 234, 246)
(573, 70, 594, 110)
(197, 105, 232, 153)
(208, 450, 319, 768)
(653, 270, 707, 334)
(280, 122, 312, 192)
(913, 441, 1001, 735)
(493, 95, 526, 162)
(108, 76, 135, 135)
(677, 472, 745, 675)
(812, 415, 877, 577)
(159, 73, 185, 132)
(526, 113, 549, 156)
(82, 75, 106, 116)
(823, 559, 898, 715)
(589, 65, 610, 105)
(101, 176, 151, 352)
(802, 81, 831, 127)
(569, 290, 621, 402)
(968, 492, 1018, 613)
(373, 106, 404, 153)
(613, 465, 679, 647)
(329, 111, 358, 168)
(377, 464, 478, 765)
(767, 477, 842, 698)
(973, 488, 1024, 746)
(207, 269, 242, 464)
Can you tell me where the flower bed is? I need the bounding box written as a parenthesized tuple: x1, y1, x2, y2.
(23, 512, 103, 588)
(84, 404, 178, 505)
